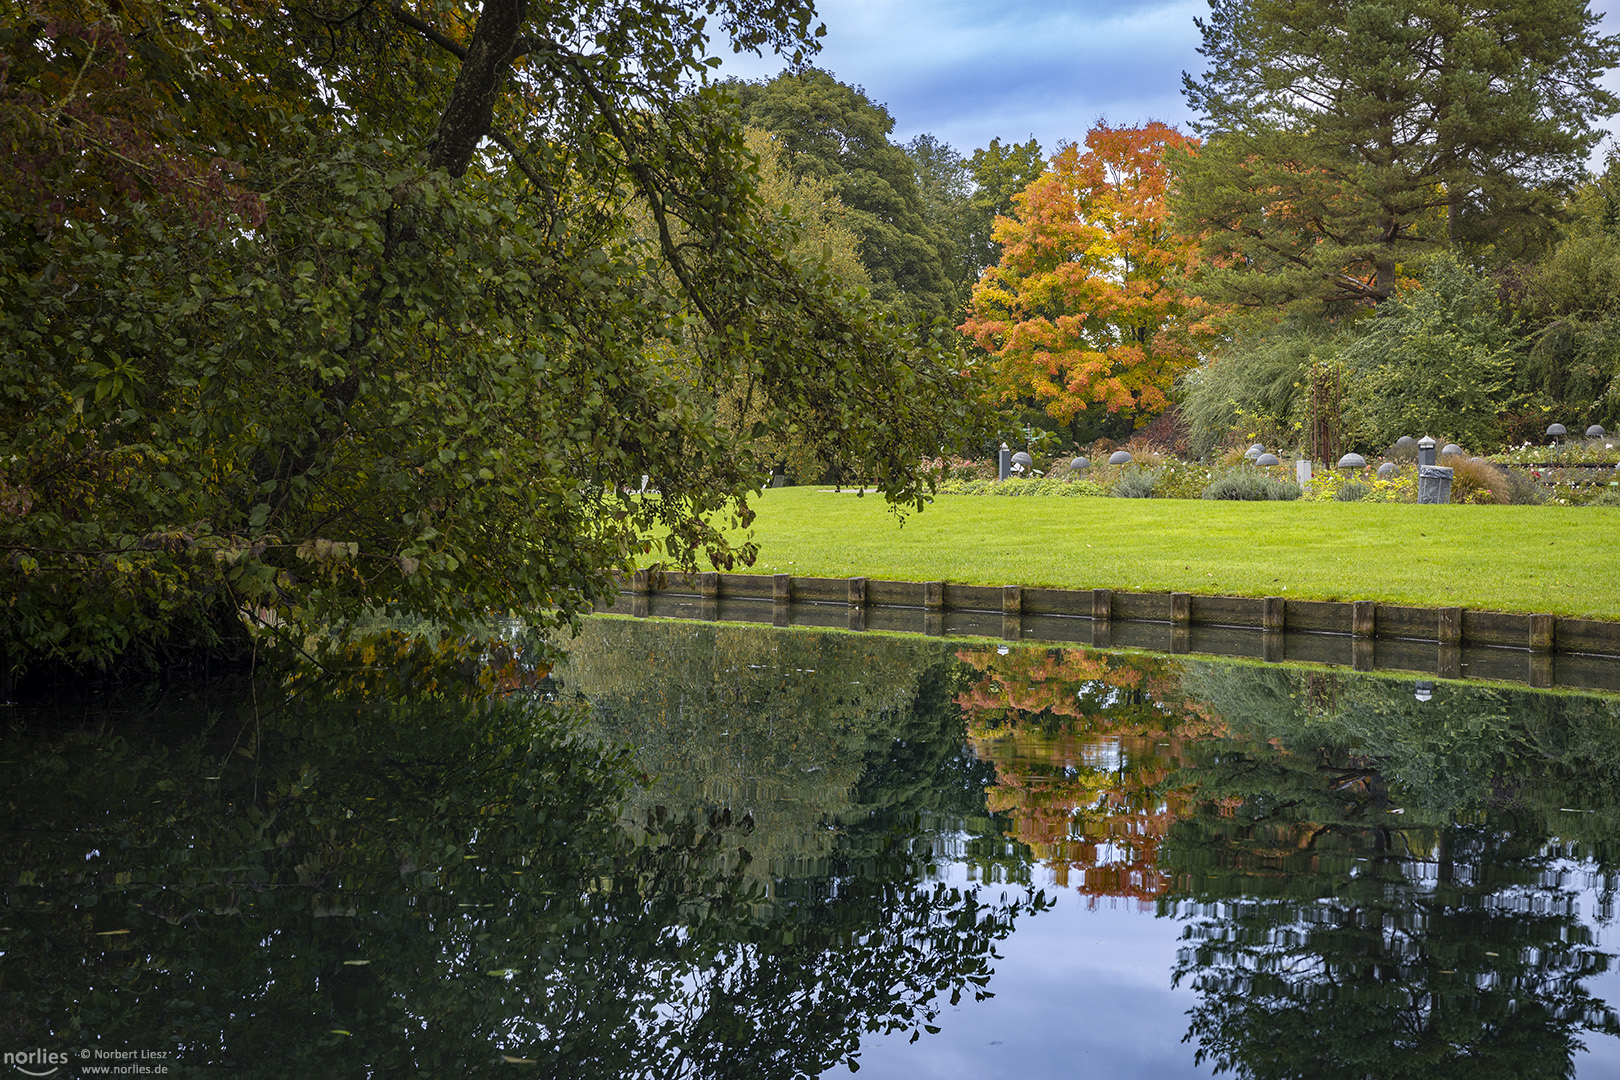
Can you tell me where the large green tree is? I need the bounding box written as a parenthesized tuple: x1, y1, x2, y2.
(732, 68, 956, 321)
(0, 1, 982, 680)
(1177, 0, 1620, 311)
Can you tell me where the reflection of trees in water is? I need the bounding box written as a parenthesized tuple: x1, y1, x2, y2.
(954, 645, 1219, 906)
(0, 638, 1044, 1079)
(1164, 664, 1620, 1080)
(559, 618, 1019, 888)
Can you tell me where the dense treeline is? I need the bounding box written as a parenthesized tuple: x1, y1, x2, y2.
(5, 0, 1620, 679)
(731, 1, 1620, 457)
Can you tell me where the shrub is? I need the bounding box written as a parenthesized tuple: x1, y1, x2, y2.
(1202, 470, 1303, 501)
(1500, 467, 1546, 505)
(1444, 455, 1514, 505)
(1585, 487, 1620, 507)
(1335, 481, 1370, 501)
(1112, 468, 1158, 498)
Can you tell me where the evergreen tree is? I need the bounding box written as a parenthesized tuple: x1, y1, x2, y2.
(1177, 0, 1620, 312)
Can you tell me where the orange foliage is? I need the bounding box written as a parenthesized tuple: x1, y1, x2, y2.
(956, 646, 1222, 908)
(960, 122, 1213, 425)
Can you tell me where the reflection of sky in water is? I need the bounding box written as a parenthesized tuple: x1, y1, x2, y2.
(843, 841, 1620, 1079)
(847, 864, 1211, 1079)
(1576, 883, 1620, 1077)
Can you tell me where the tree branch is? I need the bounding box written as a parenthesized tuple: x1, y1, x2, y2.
(389, 3, 467, 61)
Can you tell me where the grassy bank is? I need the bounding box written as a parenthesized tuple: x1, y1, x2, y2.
(687, 489, 1620, 620)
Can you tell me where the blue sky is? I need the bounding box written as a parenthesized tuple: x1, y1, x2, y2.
(713, 0, 1620, 165)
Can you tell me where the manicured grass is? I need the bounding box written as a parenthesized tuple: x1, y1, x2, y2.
(699, 489, 1620, 620)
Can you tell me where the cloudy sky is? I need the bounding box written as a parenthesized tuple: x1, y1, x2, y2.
(713, 0, 1620, 164)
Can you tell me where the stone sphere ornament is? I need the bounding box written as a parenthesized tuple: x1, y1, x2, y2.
(1011, 451, 1034, 472)
(1337, 453, 1367, 469)
(1441, 444, 1462, 457)
(1587, 425, 1607, 438)
(1547, 423, 1567, 439)
(1245, 443, 1265, 460)
(1377, 462, 1397, 479)
(1255, 453, 1280, 466)
(1069, 456, 1090, 471)
(1108, 450, 1133, 465)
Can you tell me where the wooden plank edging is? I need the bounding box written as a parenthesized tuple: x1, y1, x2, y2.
(618, 572, 1620, 658)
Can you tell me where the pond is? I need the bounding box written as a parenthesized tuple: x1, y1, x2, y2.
(3, 616, 1618, 1078)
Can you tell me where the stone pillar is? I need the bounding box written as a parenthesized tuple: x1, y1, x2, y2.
(998, 442, 1012, 482)
(1418, 464, 1453, 504)
(1418, 435, 1436, 468)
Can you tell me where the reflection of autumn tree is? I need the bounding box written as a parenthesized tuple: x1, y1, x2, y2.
(956, 646, 1221, 907)
(1161, 665, 1620, 1080)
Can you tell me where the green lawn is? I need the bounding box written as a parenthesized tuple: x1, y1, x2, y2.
(699, 489, 1620, 620)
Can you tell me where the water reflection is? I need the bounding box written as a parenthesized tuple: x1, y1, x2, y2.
(2, 620, 1618, 1078)
(952, 645, 1620, 1077)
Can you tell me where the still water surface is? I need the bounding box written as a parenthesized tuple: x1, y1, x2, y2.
(3, 616, 1618, 1077)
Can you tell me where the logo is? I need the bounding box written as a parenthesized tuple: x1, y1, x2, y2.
(3, 1050, 67, 1077)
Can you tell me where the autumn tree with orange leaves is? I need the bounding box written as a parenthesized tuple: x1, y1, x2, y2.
(961, 122, 1212, 438)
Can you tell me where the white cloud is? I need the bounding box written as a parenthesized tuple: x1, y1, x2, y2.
(712, 0, 1206, 155)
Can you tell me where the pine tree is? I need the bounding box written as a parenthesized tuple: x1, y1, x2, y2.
(1177, 0, 1620, 312)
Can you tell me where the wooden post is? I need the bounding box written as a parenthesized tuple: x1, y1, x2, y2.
(1263, 631, 1285, 663)
(1171, 592, 1192, 625)
(1529, 614, 1555, 652)
(1092, 588, 1113, 621)
(1263, 596, 1286, 632)
(924, 581, 946, 610)
(698, 571, 720, 598)
(848, 577, 867, 606)
(1352, 601, 1376, 638)
(1003, 585, 1023, 615)
(773, 573, 791, 602)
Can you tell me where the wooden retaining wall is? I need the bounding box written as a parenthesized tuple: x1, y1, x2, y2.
(622, 569, 1620, 658)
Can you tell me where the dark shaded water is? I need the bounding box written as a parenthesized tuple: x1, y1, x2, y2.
(3, 617, 1618, 1078)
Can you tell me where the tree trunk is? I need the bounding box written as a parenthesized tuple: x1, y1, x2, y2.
(430, 0, 527, 177)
